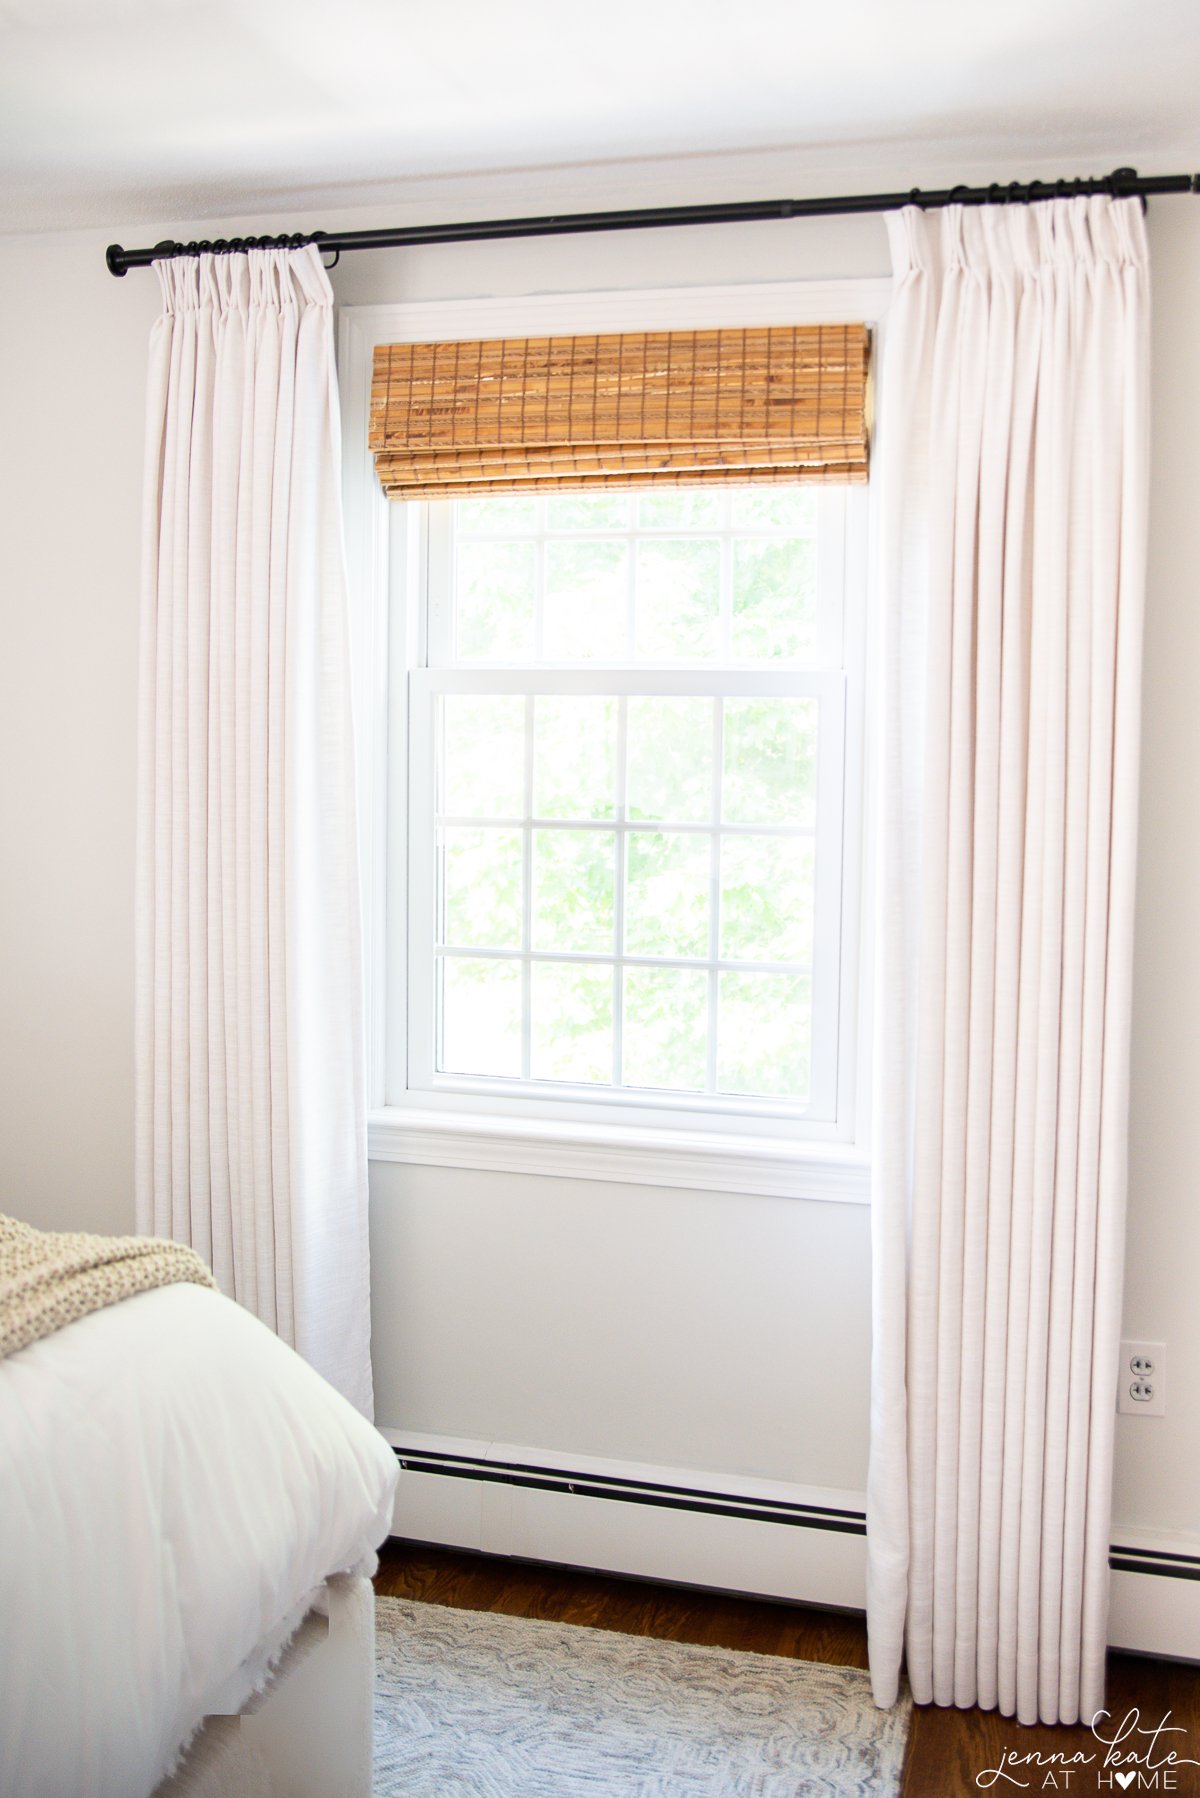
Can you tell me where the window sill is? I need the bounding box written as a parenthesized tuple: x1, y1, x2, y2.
(367, 1108, 871, 1204)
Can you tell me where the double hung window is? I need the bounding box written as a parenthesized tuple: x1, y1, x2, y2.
(345, 291, 882, 1172)
(403, 481, 864, 1139)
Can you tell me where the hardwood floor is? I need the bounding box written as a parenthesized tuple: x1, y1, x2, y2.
(375, 1540, 1200, 1795)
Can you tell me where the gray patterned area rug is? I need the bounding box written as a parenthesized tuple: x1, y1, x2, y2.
(374, 1597, 911, 1796)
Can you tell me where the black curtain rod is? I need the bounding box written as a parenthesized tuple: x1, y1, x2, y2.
(105, 166, 1199, 276)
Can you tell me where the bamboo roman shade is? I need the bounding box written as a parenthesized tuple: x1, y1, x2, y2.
(369, 325, 870, 498)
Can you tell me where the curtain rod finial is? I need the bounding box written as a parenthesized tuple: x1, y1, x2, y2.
(105, 243, 128, 277)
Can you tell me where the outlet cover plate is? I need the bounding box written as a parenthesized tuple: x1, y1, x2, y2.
(1118, 1340, 1167, 1416)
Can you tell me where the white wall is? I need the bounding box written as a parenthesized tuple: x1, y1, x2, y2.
(0, 230, 149, 1236)
(1, 153, 1197, 1540)
(369, 1165, 872, 1491)
(1116, 202, 1200, 1540)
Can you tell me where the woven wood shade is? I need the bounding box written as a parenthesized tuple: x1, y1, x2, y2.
(369, 325, 870, 498)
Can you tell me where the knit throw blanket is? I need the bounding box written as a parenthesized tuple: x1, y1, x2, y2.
(0, 1213, 216, 1362)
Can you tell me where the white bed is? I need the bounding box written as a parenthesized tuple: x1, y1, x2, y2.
(0, 1280, 398, 1798)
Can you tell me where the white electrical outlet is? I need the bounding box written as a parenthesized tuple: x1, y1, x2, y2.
(1117, 1340, 1167, 1416)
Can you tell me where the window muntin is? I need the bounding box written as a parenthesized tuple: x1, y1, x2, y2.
(431, 486, 836, 670)
(406, 485, 856, 1129)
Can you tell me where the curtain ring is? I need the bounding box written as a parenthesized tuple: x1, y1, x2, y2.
(1109, 167, 1148, 213)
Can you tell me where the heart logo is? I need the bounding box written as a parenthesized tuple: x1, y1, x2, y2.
(1115, 1774, 1137, 1790)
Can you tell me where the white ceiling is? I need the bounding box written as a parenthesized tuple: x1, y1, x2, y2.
(1, 0, 1198, 236)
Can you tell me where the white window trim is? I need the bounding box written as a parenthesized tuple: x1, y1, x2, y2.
(339, 277, 891, 1202)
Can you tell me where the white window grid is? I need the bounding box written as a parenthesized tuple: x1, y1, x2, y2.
(425, 488, 847, 670)
(409, 668, 845, 1121)
(401, 488, 857, 1131)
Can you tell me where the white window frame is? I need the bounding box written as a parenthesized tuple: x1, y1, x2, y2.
(339, 277, 891, 1203)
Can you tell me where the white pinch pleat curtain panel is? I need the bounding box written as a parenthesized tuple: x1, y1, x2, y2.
(868, 197, 1150, 1725)
(135, 247, 372, 1415)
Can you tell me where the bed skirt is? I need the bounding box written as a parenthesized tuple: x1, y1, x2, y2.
(155, 1574, 375, 1798)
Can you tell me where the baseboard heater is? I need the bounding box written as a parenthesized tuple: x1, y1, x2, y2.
(387, 1439, 1200, 1657)
(388, 1440, 871, 1613)
(1106, 1544, 1200, 1661)
(395, 1445, 867, 1536)
(1110, 1545, 1200, 1583)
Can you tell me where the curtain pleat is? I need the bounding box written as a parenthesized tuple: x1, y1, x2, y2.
(867, 197, 1149, 1726)
(136, 246, 372, 1415)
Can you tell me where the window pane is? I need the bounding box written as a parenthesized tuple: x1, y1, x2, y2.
(544, 540, 628, 660)
(532, 829, 615, 952)
(455, 540, 535, 659)
(717, 971, 810, 1100)
(722, 697, 817, 825)
(635, 539, 720, 660)
(547, 493, 631, 531)
(719, 837, 814, 963)
(440, 694, 525, 817)
(441, 827, 522, 949)
(531, 962, 613, 1084)
(732, 538, 817, 661)
(533, 695, 617, 821)
(429, 483, 849, 1118)
(440, 957, 521, 1077)
(456, 495, 538, 533)
(638, 490, 723, 530)
(626, 696, 712, 824)
(624, 832, 710, 958)
(623, 967, 708, 1091)
(731, 488, 816, 531)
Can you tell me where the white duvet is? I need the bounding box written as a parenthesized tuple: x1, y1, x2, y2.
(0, 1282, 398, 1798)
